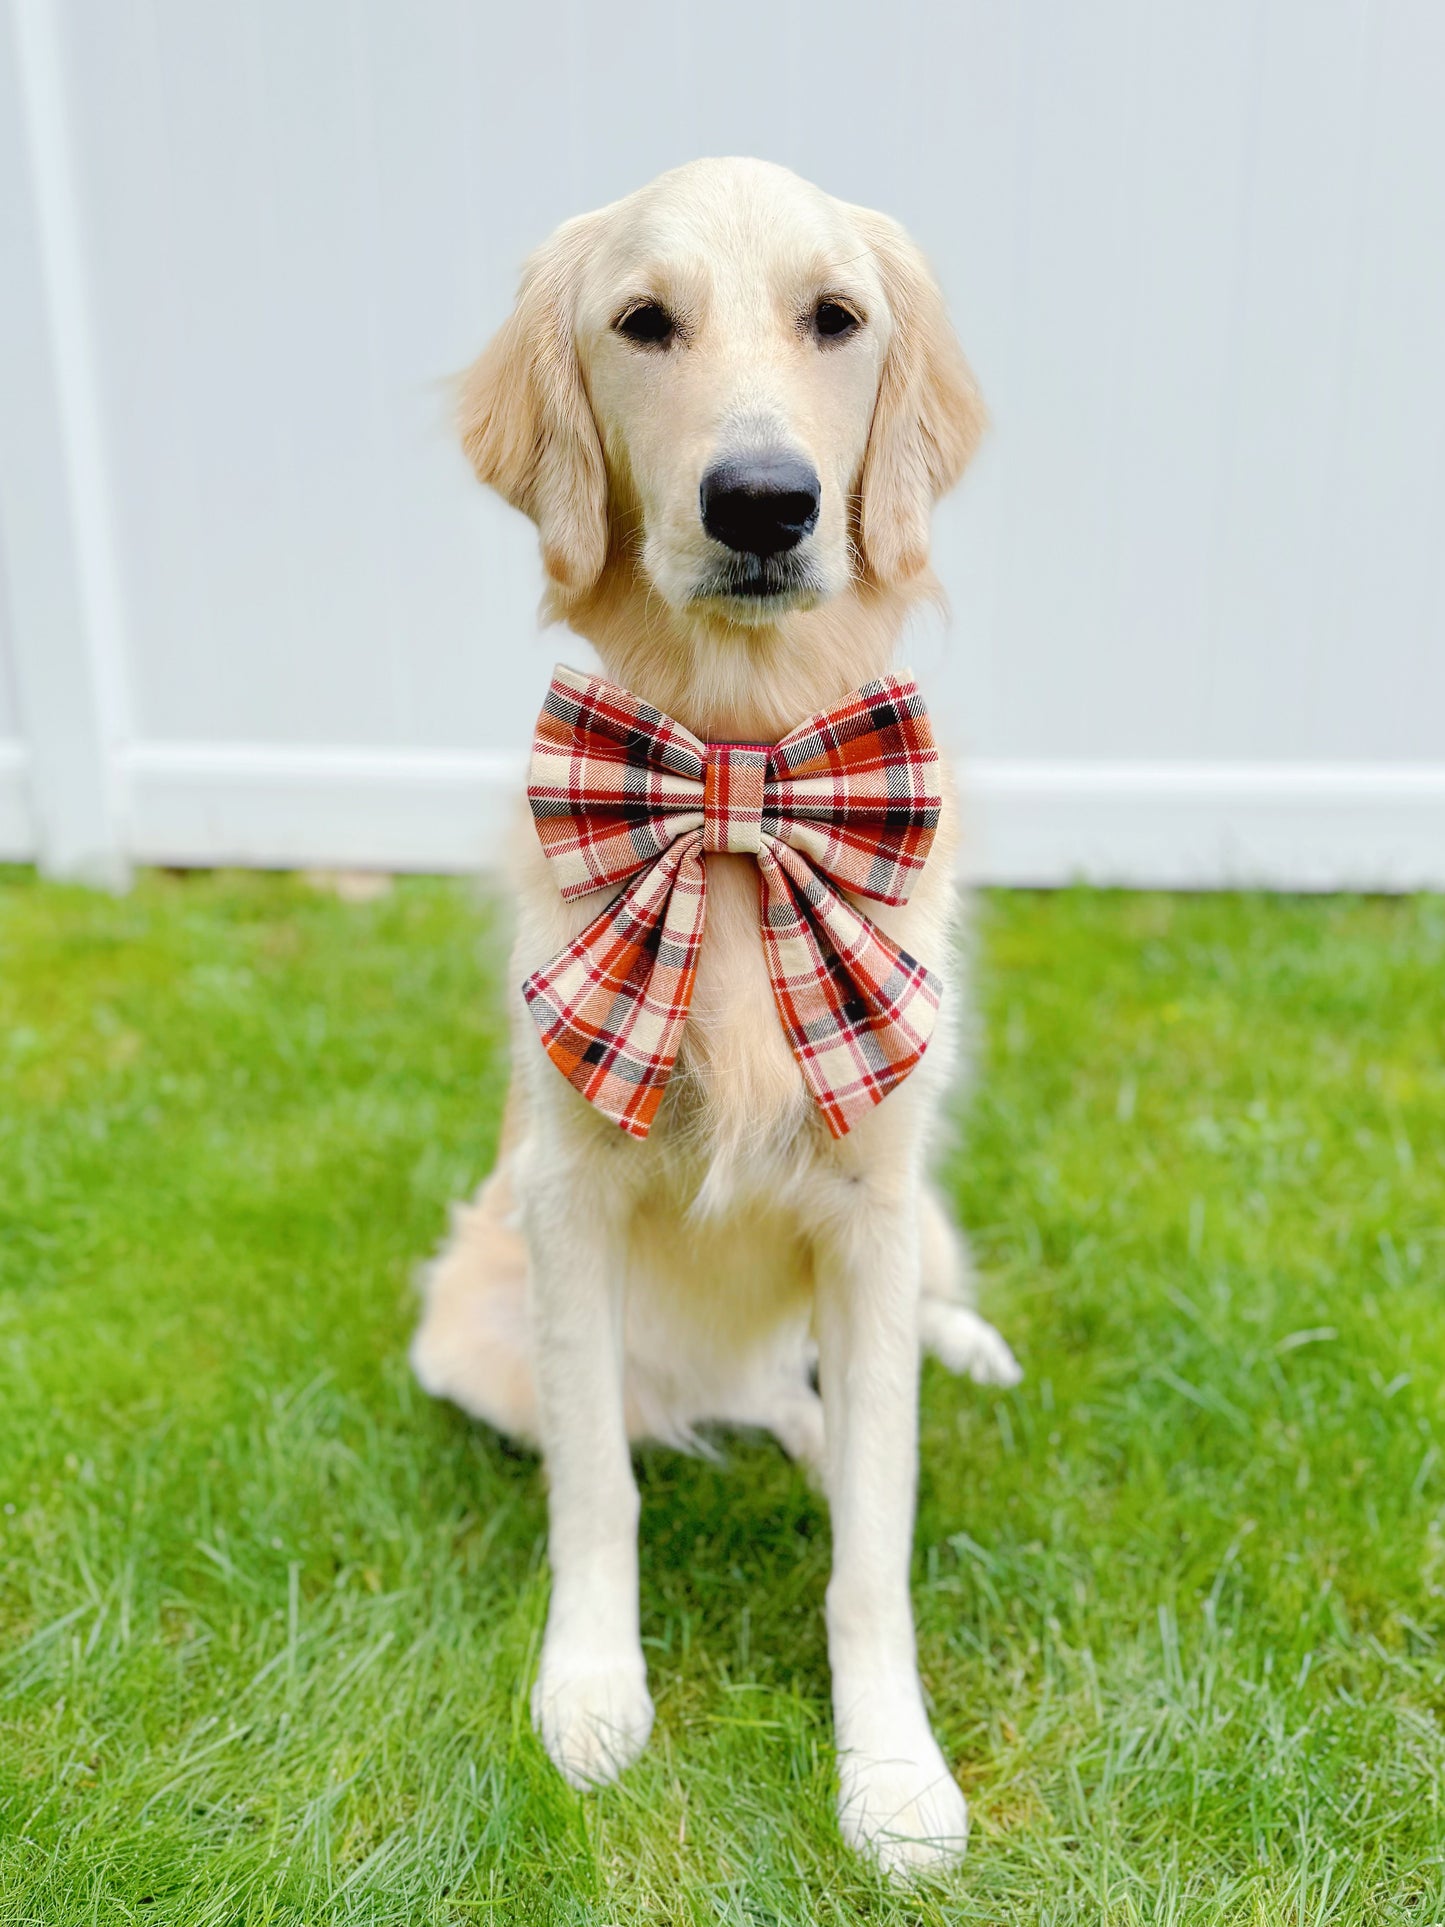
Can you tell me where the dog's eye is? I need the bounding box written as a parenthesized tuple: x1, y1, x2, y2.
(813, 300, 861, 342)
(615, 302, 675, 347)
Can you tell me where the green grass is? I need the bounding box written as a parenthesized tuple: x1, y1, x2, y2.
(1, 870, 1443, 1924)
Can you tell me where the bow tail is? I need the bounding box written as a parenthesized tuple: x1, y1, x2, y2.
(522, 834, 708, 1138)
(756, 839, 942, 1137)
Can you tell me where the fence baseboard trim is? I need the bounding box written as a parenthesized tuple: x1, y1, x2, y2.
(964, 761, 1445, 889)
(120, 742, 523, 875)
(109, 743, 1445, 890)
(0, 743, 35, 859)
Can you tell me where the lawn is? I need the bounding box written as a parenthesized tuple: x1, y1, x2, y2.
(1, 870, 1443, 1925)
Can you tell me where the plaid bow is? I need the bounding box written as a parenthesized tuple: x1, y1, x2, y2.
(523, 666, 943, 1139)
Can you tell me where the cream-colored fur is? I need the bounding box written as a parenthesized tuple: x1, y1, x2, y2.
(411, 158, 1019, 1879)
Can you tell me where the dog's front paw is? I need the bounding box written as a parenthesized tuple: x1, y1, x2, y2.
(836, 1725, 969, 1879)
(532, 1650, 654, 1789)
(921, 1302, 1023, 1388)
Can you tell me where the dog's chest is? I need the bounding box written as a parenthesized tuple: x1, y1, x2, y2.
(675, 854, 807, 1130)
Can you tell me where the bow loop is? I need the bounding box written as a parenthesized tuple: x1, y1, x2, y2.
(528, 668, 705, 900)
(524, 666, 943, 1139)
(768, 677, 941, 904)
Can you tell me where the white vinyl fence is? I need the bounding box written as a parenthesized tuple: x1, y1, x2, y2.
(2, 0, 1442, 889)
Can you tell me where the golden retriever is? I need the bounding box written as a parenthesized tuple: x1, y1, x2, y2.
(411, 157, 1019, 1877)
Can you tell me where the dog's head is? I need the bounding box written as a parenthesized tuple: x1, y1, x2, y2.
(460, 158, 984, 624)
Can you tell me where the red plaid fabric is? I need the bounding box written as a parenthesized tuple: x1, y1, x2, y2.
(523, 665, 943, 1139)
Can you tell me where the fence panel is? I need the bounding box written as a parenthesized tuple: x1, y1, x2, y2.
(1, 0, 1441, 885)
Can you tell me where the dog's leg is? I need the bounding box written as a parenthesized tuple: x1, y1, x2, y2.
(919, 1186, 1022, 1388)
(814, 1190, 970, 1878)
(711, 1376, 826, 1480)
(410, 1160, 543, 1440)
(918, 1295, 1022, 1387)
(521, 1155, 654, 1789)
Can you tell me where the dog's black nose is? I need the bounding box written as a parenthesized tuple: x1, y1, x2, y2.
(700, 455, 821, 557)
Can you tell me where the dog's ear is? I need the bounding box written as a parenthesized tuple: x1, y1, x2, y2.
(458, 218, 608, 597)
(853, 210, 986, 587)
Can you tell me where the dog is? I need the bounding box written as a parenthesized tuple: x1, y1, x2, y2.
(411, 157, 1020, 1877)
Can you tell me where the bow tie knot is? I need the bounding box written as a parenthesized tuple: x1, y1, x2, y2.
(702, 744, 768, 855)
(523, 666, 944, 1140)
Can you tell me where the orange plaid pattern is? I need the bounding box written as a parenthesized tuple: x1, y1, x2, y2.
(523, 666, 944, 1139)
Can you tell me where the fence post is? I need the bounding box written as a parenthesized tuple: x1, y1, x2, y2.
(0, 0, 128, 886)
